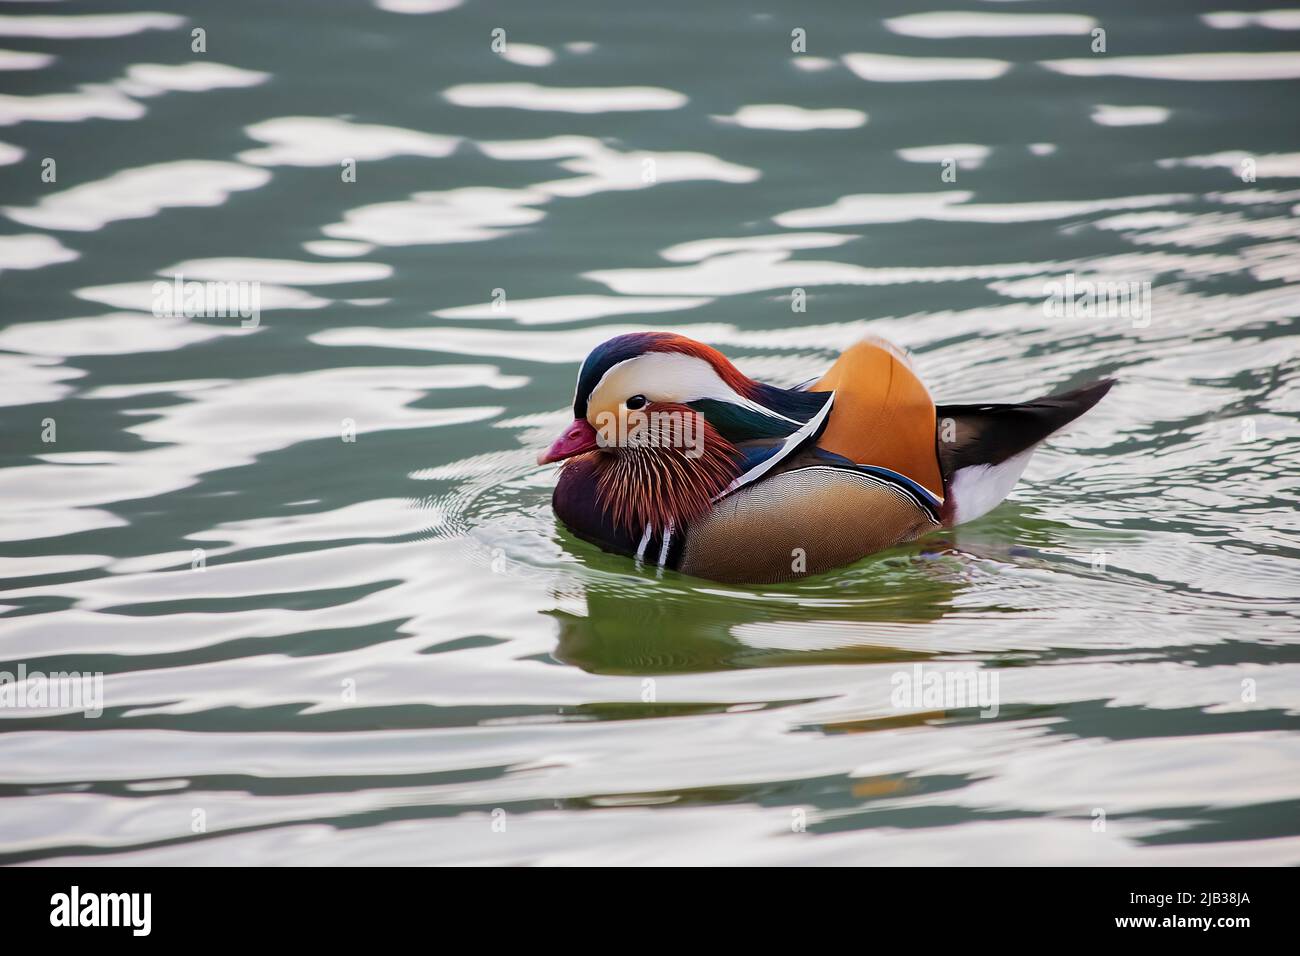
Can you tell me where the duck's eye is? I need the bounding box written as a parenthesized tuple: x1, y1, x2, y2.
(625, 394, 648, 410)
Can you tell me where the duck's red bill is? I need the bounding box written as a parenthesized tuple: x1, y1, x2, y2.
(538, 418, 598, 465)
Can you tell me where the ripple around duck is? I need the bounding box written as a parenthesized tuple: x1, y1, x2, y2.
(1, 0, 1299, 865)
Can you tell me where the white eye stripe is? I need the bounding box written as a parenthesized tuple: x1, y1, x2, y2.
(586, 352, 799, 424)
(585, 355, 646, 408)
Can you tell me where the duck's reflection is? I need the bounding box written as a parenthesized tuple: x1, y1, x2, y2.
(547, 536, 969, 675)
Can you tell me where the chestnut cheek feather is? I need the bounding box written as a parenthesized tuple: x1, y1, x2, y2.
(589, 408, 741, 534)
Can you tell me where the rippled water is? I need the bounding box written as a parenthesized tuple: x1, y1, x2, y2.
(1, 0, 1298, 865)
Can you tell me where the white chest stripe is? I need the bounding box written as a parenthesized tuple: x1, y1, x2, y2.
(635, 523, 653, 561)
(657, 523, 674, 567)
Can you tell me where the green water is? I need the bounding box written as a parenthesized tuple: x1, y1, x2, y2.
(1, 0, 1298, 864)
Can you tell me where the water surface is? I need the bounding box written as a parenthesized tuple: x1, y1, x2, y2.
(1, 0, 1299, 865)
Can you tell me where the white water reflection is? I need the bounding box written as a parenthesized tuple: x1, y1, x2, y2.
(0, 83, 143, 126)
(323, 136, 759, 247)
(0, 351, 83, 409)
(1091, 104, 1171, 126)
(323, 186, 549, 246)
(313, 322, 742, 362)
(0, 365, 518, 543)
(443, 83, 687, 111)
(0, 233, 77, 272)
(1202, 10, 1300, 30)
(0, 12, 184, 39)
(433, 294, 712, 324)
(1099, 211, 1300, 250)
(117, 62, 269, 96)
(5, 160, 270, 231)
(884, 12, 1096, 37)
(775, 191, 1189, 227)
(774, 191, 972, 226)
(0, 60, 269, 126)
(0, 48, 53, 70)
(28, 810, 1300, 867)
(660, 232, 856, 262)
(195, 498, 440, 553)
(1159, 151, 1300, 178)
(303, 239, 377, 258)
(116, 368, 514, 463)
(842, 53, 1009, 82)
(76, 280, 327, 313)
(1042, 51, 1300, 80)
(896, 143, 990, 168)
(0, 313, 238, 356)
(792, 56, 836, 72)
(499, 43, 555, 68)
(374, 0, 462, 13)
(240, 116, 459, 166)
(586, 251, 1057, 296)
(483, 136, 759, 197)
(713, 104, 866, 130)
(166, 258, 393, 285)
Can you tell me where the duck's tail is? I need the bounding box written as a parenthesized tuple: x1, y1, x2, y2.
(936, 378, 1115, 525)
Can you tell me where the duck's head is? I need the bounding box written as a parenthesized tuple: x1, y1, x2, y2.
(539, 332, 831, 533)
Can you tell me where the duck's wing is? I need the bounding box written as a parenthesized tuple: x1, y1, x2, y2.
(809, 337, 944, 500)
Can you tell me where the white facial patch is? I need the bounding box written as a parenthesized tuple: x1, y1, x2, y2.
(586, 352, 798, 424)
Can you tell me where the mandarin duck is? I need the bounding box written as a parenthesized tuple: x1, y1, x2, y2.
(538, 333, 1113, 583)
